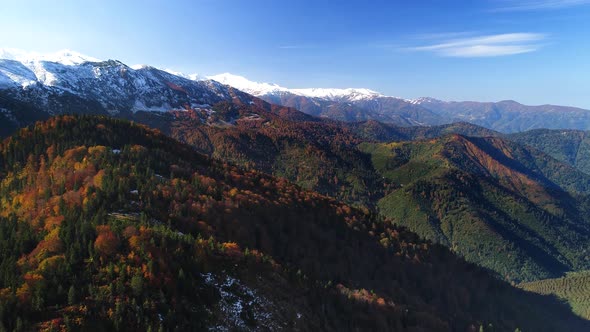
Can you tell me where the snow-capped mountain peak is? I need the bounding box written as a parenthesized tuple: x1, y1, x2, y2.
(163, 68, 204, 81)
(290, 87, 383, 101)
(207, 73, 289, 96)
(207, 72, 384, 101)
(407, 97, 444, 105)
(0, 48, 103, 88)
(0, 48, 100, 65)
(0, 49, 257, 116)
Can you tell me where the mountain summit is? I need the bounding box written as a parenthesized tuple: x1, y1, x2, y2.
(0, 48, 100, 66)
(0, 50, 266, 136)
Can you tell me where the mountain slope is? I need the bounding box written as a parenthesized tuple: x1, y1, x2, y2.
(360, 135, 590, 282)
(125, 103, 383, 207)
(520, 270, 590, 320)
(208, 73, 385, 101)
(508, 129, 590, 175)
(2, 115, 588, 330)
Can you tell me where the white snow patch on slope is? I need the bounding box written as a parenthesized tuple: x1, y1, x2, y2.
(202, 272, 278, 331)
(131, 100, 177, 113)
(0, 59, 38, 87)
(130, 65, 204, 81)
(0, 48, 101, 88)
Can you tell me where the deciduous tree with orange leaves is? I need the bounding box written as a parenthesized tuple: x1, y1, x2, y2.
(94, 225, 120, 257)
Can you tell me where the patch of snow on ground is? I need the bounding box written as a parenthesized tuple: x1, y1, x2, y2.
(0, 108, 17, 123)
(131, 100, 176, 113)
(202, 272, 277, 331)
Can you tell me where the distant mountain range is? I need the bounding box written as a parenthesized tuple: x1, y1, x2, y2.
(416, 98, 590, 133)
(2, 50, 590, 135)
(209, 73, 448, 126)
(211, 73, 590, 133)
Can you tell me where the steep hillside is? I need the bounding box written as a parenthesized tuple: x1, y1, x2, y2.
(1, 116, 589, 331)
(508, 129, 590, 175)
(360, 135, 590, 282)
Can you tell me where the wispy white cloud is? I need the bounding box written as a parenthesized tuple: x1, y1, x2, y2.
(412, 31, 480, 40)
(409, 33, 546, 57)
(493, 0, 590, 11)
(278, 45, 316, 49)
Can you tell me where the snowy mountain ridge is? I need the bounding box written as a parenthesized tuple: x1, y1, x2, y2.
(0, 49, 256, 120)
(0, 48, 101, 66)
(207, 73, 386, 102)
(0, 49, 394, 103)
(0, 48, 102, 88)
(205, 73, 445, 126)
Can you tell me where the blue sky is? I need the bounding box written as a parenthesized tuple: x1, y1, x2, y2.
(1, 0, 589, 107)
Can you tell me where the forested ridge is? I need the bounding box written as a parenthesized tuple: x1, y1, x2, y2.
(0, 115, 588, 331)
(508, 129, 590, 175)
(361, 135, 590, 283)
(129, 103, 386, 208)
